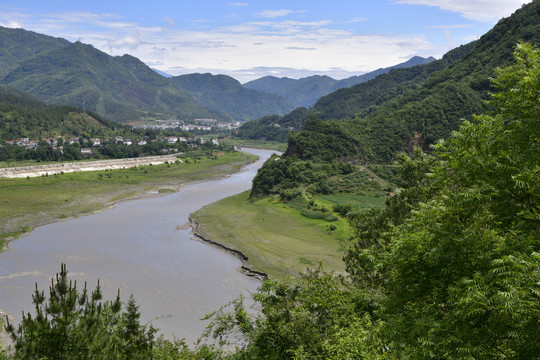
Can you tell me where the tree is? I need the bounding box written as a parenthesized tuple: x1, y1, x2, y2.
(5, 264, 156, 360)
(345, 42, 540, 359)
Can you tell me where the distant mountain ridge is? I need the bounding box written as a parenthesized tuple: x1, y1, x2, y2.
(0, 27, 293, 123)
(243, 56, 435, 108)
(240, 0, 539, 165)
(171, 73, 294, 121)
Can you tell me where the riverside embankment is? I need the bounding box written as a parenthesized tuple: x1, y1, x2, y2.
(0, 155, 180, 178)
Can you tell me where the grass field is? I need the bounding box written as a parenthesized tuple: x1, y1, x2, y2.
(0, 151, 257, 248)
(191, 191, 363, 279)
(226, 139, 287, 152)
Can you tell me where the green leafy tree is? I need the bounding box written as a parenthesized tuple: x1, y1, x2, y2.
(345, 42, 540, 359)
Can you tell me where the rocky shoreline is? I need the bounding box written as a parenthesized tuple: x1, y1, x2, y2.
(188, 218, 268, 282)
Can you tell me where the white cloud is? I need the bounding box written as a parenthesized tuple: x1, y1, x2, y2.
(0, 7, 442, 82)
(163, 16, 174, 26)
(393, 0, 532, 22)
(0, 19, 23, 28)
(256, 9, 305, 18)
(107, 33, 141, 51)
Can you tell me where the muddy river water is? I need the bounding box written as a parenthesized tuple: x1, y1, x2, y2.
(0, 148, 276, 343)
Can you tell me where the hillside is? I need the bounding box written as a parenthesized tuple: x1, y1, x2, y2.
(0, 27, 294, 123)
(1, 41, 222, 123)
(252, 0, 540, 196)
(0, 26, 70, 79)
(244, 56, 435, 108)
(170, 73, 294, 122)
(0, 85, 118, 141)
(295, 1, 539, 161)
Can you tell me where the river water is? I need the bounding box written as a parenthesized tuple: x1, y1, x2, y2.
(0, 148, 275, 343)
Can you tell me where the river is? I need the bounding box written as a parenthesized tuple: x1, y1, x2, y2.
(0, 148, 276, 344)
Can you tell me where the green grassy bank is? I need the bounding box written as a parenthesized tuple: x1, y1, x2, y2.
(191, 191, 385, 279)
(0, 151, 257, 249)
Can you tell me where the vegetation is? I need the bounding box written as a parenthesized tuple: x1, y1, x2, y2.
(0, 85, 122, 141)
(4, 264, 156, 359)
(198, 41, 540, 359)
(191, 191, 359, 279)
(235, 107, 310, 143)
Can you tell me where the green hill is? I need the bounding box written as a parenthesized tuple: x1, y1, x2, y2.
(0, 85, 120, 141)
(1, 41, 221, 123)
(0, 26, 70, 79)
(252, 0, 540, 195)
(170, 73, 294, 121)
(295, 1, 539, 162)
(0, 27, 294, 123)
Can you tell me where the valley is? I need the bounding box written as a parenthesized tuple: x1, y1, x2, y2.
(0, 1, 538, 358)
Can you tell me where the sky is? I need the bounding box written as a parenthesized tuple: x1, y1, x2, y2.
(0, 0, 532, 83)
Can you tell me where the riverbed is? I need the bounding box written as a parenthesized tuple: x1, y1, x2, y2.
(0, 148, 276, 344)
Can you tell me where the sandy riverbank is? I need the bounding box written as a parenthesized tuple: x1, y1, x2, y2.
(0, 155, 180, 178)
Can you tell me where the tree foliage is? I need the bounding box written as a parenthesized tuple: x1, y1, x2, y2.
(203, 42, 540, 359)
(5, 264, 156, 360)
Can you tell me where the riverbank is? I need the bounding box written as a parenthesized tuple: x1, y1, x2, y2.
(0, 151, 258, 249)
(0, 154, 180, 178)
(189, 218, 268, 281)
(190, 191, 356, 279)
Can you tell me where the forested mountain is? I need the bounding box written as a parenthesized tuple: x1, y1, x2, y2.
(170, 73, 293, 122)
(236, 49, 467, 143)
(0, 40, 222, 123)
(243, 56, 435, 108)
(0, 27, 70, 79)
(331, 55, 436, 91)
(251, 0, 539, 196)
(0, 26, 292, 123)
(0, 84, 120, 141)
(234, 107, 310, 142)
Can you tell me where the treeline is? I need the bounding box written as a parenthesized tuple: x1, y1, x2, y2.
(0, 85, 124, 141)
(0, 138, 230, 162)
(234, 107, 309, 142)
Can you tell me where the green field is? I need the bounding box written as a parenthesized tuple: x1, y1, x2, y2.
(191, 191, 367, 279)
(225, 139, 287, 152)
(0, 151, 257, 248)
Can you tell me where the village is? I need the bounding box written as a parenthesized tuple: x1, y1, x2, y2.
(3, 134, 220, 153)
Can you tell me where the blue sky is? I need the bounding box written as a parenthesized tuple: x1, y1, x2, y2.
(0, 0, 532, 82)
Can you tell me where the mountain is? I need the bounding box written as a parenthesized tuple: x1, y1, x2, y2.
(0, 84, 119, 141)
(304, 0, 539, 159)
(251, 0, 540, 195)
(0, 27, 70, 79)
(170, 73, 294, 122)
(0, 39, 224, 123)
(243, 56, 435, 108)
(331, 56, 436, 90)
(0, 27, 291, 123)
